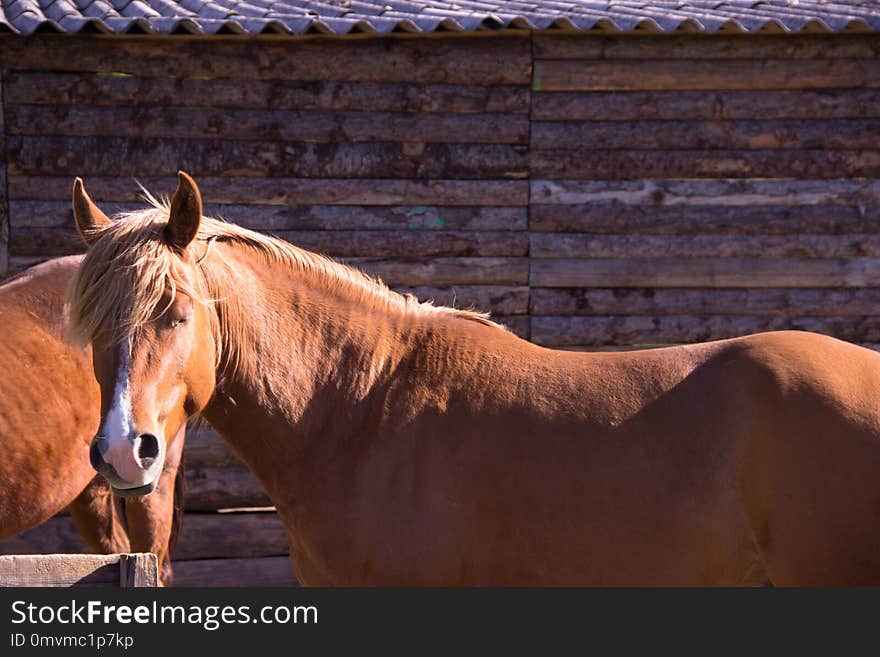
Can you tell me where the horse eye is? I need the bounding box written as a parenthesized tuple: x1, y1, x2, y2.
(170, 317, 187, 328)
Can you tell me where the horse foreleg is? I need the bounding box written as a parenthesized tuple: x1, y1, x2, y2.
(121, 427, 185, 587)
(68, 476, 130, 555)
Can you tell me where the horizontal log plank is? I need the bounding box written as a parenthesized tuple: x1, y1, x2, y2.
(349, 257, 528, 286)
(10, 200, 144, 228)
(0, 35, 531, 85)
(1, 98, 6, 276)
(394, 285, 529, 315)
(533, 59, 880, 92)
(182, 423, 267, 511)
(0, 518, 89, 555)
(529, 287, 880, 317)
(530, 314, 880, 347)
(531, 179, 880, 206)
(183, 427, 242, 470)
(530, 149, 880, 179)
(10, 177, 529, 206)
(531, 119, 880, 150)
(174, 513, 289, 561)
(170, 555, 298, 587)
(529, 204, 880, 235)
(7, 105, 529, 145)
(275, 230, 528, 258)
(4, 71, 530, 114)
(8, 136, 529, 179)
(531, 89, 880, 121)
(215, 205, 529, 232)
(10, 226, 528, 258)
(9, 227, 81, 256)
(0, 512, 288, 561)
(494, 315, 529, 339)
(184, 465, 272, 511)
(532, 34, 880, 60)
(9, 201, 527, 232)
(5, 256, 44, 276)
(529, 258, 880, 288)
(529, 233, 880, 259)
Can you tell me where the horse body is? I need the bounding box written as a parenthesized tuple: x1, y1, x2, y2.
(0, 257, 99, 531)
(70, 173, 880, 585)
(204, 249, 880, 585)
(0, 256, 182, 584)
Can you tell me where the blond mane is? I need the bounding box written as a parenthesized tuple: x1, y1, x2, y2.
(68, 195, 504, 381)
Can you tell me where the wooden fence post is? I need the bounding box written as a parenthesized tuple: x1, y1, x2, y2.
(119, 553, 159, 587)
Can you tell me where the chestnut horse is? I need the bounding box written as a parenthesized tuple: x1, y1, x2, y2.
(69, 172, 880, 585)
(0, 256, 183, 585)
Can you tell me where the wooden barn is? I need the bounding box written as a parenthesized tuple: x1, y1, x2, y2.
(1, 0, 880, 585)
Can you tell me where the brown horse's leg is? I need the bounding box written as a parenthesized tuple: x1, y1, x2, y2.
(122, 428, 185, 587)
(68, 476, 131, 555)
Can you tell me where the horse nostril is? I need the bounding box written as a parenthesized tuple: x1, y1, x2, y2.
(89, 440, 104, 470)
(137, 433, 160, 462)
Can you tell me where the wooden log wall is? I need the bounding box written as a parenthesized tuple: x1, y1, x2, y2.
(0, 33, 878, 350)
(529, 33, 880, 350)
(1, 32, 880, 583)
(0, 33, 533, 338)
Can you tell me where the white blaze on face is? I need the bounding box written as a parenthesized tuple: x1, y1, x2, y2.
(104, 340, 134, 440)
(99, 339, 147, 484)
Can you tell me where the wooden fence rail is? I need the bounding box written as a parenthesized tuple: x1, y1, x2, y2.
(0, 553, 157, 587)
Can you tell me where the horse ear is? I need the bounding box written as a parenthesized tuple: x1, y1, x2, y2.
(165, 171, 202, 251)
(72, 177, 111, 246)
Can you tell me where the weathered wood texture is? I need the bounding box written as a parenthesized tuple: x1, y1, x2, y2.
(8, 178, 530, 205)
(173, 430, 285, 555)
(0, 553, 157, 587)
(0, 507, 289, 561)
(533, 59, 880, 92)
(0, 34, 533, 364)
(3, 32, 880, 584)
(0, 35, 532, 84)
(119, 553, 158, 587)
(531, 315, 880, 348)
(4, 71, 530, 113)
(530, 288, 880, 317)
(171, 556, 298, 587)
(0, 72, 7, 276)
(528, 34, 880, 349)
(9, 226, 529, 258)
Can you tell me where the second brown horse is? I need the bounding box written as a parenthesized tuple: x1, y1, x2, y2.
(0, 256, 183, 585)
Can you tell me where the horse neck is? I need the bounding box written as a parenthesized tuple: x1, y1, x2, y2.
(199, 245, 432, 507)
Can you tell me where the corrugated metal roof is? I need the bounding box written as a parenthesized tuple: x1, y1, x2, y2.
(2, 1, 879, 36)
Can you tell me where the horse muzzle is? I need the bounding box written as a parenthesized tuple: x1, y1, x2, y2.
(89, 433, 165, 497)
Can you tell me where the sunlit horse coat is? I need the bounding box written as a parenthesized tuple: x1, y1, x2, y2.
(69, 173, 880, 585)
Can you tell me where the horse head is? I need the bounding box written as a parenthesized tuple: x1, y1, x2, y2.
(70, 173, 216, 497)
